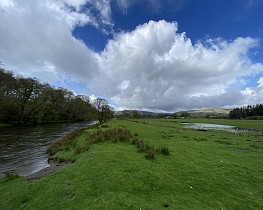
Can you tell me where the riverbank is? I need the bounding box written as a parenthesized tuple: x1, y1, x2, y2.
(0, 121, 98, 178)
(25, 161, 69, 181)
(1, 119, 262, 209)
(23, 128, 91, 181)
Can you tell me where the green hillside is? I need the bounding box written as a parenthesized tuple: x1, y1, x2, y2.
(176, 108, 231, 118)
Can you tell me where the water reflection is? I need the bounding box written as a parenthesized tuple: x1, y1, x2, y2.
(183, 123, 236, 130)
(183, 123, 261, 133)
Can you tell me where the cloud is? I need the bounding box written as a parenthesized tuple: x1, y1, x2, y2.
(94, 20, 263, 111)
(1, 1, 263, 112)
(0, 0, 113, 84)
(241, 76, 263, 104)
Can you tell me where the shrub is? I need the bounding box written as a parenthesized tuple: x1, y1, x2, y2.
(74, 144, 90, 155)
(90, 129, 105, 143)
(90, 128, 132, 143)
(47, 129, 84, 155)
(137, 141, 151, 153)
(159, 146, 170, 156)
(101, 124, 109, 128)
(145, 148, 157, 160)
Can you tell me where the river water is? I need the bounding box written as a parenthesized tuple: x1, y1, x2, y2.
(0, 121, 97, 178)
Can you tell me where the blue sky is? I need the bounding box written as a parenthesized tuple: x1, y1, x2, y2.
(0, 0, 263, 112)
(74, 0, 263, 60)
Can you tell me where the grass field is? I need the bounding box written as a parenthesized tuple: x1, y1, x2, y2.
(1, 119, 263, 209)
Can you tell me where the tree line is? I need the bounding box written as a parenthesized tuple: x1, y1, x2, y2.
(0, 68, 113, 125)
(229, 104, 263, 119)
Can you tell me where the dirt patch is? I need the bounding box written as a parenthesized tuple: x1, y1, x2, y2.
(25, 161, 69, 181)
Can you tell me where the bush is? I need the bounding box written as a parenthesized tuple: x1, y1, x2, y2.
(101, 124, 109, 128)
(47, 129, 84, 155)
(90, 128, 132, 143)
(74, 144, 90, 155)
(159, 146, 170, 156)
(145, 148, 157, 160)
(90, 129, 105, 143)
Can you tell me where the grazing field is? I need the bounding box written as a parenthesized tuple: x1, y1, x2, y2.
(0, 119, 263, 209)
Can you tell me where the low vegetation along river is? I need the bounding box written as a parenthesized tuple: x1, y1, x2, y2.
(0, 121, 97, 178)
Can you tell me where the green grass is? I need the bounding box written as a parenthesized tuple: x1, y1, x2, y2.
(1, 119, 263, 209)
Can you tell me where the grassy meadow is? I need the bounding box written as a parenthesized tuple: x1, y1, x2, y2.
(0, 119, 263, 209)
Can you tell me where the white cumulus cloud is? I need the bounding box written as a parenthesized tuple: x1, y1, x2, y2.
(0, 0, 112, 84)
(94, 20, 263, 111)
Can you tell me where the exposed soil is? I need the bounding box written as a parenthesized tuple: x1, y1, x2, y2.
(25, 161, 69, 181)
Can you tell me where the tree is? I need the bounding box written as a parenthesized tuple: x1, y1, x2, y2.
(229, 104, 263, 119)
(131, 110, 141, 119)
(0, 68, 96, 124)
(172, 113, 178, 119)
(13, 77, 49, 124)
(0, 68, 17, 122)
(181, 112, 190, 118)
(93, 98, 113, 123)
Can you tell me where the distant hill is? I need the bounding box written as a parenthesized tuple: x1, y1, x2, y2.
(115, 108, 231, 118)
(176, 108, 231, 118)
(114, 110, 172, 118)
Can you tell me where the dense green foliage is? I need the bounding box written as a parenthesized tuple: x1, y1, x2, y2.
(1, 119, 262, 209)
(229, 104, 263, 119)
(0, 68, 113, 124)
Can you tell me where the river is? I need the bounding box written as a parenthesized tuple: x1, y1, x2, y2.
(0, 121, 97, 178)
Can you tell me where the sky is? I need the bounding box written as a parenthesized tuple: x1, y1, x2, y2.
(0, 0, 263, 112)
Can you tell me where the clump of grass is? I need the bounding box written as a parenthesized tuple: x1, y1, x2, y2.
(131, 137, 170, 159)
(89, 129, 105, 143)
(49, 156, 68, 163)
(101, 124, 109, 128)
(90, 128, 132, 143)
(74, 144, 90, 155)
(47, 129, 84, 155)
(159, 146, 170, 156)
(145, 148, 157, 160)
